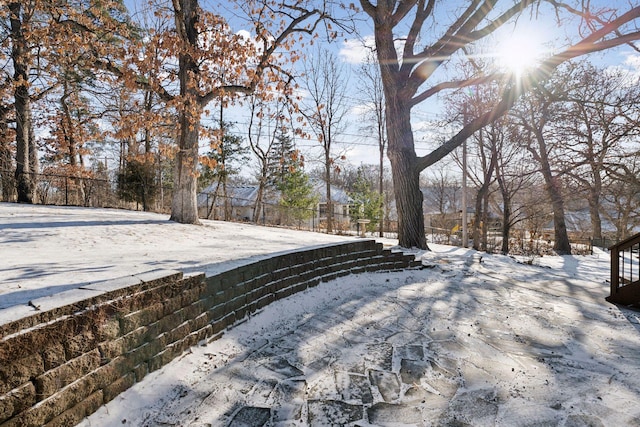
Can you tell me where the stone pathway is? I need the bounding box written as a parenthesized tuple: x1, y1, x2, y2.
(185, 309, 471, 426)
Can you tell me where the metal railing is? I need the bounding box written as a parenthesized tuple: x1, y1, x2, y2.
(607, 232, 640, 306)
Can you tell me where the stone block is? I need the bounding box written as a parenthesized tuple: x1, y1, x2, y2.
(125, 339, 163, 367)
(308, 400, 363, 425)
(204, 276, 222, 297)
(148, 347, 178, 373)
(80, 275, 142, 296)
(190, 312, 209, 332)
(162, 321, 192, 346)
(97, 337, 126, 361)
(0, 382, 36, 423)
(0, 353, 44, 395)
(42, 390, 103, 427)
(181, 299, 205, 321)
(120, 302, 164, 334)
(369, 370, 400, 402)
(63, 329, 99, 359)
(193, 324, 211, 343)
(228, 406, 271, 426)
(133, 362, 148, 383)
(226, 295, 246, 313)
(233, 281, 250, 299)
(103, 372, 135, 403)
(27, 289, 104, 317)
(219, 269, 242, 291)
(253, 273, 271, 289)
(41, 342, 67, 371)
(180, 286, 204, 308)
(120, 325, 157, 355)
(135, 269, 182, 287)
(255, 294, 275, 310)
(208, 303, 227, 322)
(399, 359, 430, 385)
(88, 356, 132, 391)
(237, 301, 253, 319)
(35, 349, 101, 400)
(199, 294, 216, 313)
(275, 286, 294, 301)
(367, 402, 422, 425)
(17, 373, 100, 427)
(0, 305, 39, 335)
(95, 317, 121, 342)
(156, 310, 185, 336)
(162, 295, 183, 316)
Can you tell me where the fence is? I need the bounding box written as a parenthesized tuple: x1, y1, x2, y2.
(1, 169, 617, 255)
(197, 191, 369, 234)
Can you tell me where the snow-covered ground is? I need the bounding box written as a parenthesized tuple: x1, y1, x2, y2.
(2, 203, 640, 426)
(0, 203, 352, 309)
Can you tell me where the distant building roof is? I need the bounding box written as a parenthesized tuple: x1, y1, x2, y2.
(198, 180, 353, 208)
(311, 180, 351, 204)
(197, 184, 262, 208)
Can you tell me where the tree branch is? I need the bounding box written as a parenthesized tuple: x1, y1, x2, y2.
(415, 5, 640, 172)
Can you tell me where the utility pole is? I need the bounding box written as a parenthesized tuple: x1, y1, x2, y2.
(462, 104, 469, 248)
(462, 139, 468, 248)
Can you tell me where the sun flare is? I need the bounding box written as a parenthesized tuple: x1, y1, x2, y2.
(495, 31, 544, 76)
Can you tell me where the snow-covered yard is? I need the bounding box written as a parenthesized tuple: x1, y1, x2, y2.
(2, 203, 639, 426)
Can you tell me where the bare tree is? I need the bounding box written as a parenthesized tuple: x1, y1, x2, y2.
(510, 78, 573, 254)
(357, 49, 387, 236)
(494, 124, 538, 254)
(604, 154, 640, 240)
(358, 1, 640, 249)
(560, 62, 640, 240)
(247, 94, 287, 222)
(299, 47, 350, 233)
(423, 163, 460, 232)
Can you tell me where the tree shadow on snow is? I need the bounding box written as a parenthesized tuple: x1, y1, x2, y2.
(115, 259, 640, 427)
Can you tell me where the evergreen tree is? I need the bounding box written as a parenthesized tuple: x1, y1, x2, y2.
(267, 131, 299, 190)
(276, 157, 317, 228)
(199, 122, 247, 220)
(199, 123, 247, 189)
(117, 158, 157, 211)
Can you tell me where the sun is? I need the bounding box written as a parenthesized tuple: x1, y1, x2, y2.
(495, 31, 544, 76)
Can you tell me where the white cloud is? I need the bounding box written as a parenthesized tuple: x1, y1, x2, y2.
(339, 36, 376, 64)
(604, 52, 640, 87)
(623, 53, 640, 72)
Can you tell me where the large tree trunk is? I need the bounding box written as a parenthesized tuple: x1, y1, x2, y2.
(496, 166, 511, 255)
(10, 2, 36, 203)
(170, 0, 201, 224)
(547, 176, 571, 254)
(373, 10, 426, 250)
(378, 135, 385, 238)
(588, 172, 602, 241)
(501, 198, 511, 254)
(532, 127, 571, 255)
(537, 164, 571, 255)
(386, 100, 426, 249)
(170, 112, 200, 223)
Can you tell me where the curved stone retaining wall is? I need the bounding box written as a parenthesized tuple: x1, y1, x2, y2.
(0, 240, 420, 427)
